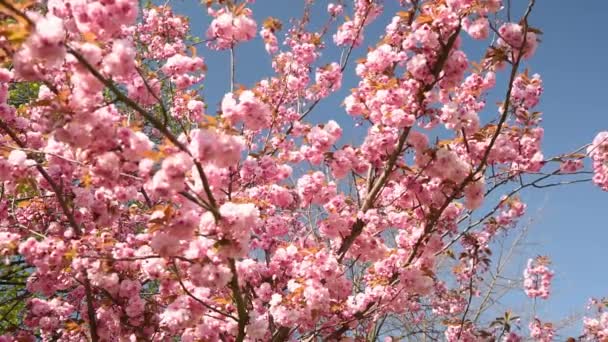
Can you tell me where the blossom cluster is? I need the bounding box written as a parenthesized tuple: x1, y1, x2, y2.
(523, 257, 554, 300)
(0, 0, 605, 341)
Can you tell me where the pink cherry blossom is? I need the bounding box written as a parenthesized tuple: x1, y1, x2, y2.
(0, 0, 605, 340)
(524, 257, 554, 300)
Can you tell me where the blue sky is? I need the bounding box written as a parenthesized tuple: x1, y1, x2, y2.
(510, 0, 608, 335)
(168, 0, 608, 336)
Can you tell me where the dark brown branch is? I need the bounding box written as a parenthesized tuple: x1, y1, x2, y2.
(337, 18, 462, 262)
(404, 0, 536, 268)
(229, 259, 249, 342)
(0, 121, 100, 342)
(67, 47, 221, 221)
(172, 260, 239, 321)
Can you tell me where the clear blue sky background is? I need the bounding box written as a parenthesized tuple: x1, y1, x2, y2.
(167, 0, 607, 337)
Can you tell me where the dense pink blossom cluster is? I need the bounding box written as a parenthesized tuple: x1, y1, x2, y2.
(523, 257, 554, 300)
(221, 90, 272, 130)
(584, 313, 608, 341)
(589, 132, 608, 190)
(314, 62, 343, 99)
(497, 22, 539, 61)
(582, 298, 608, 341)
(260, 27, 278, 54)
(137, 6, 189, 59)
(0, 0, 605, 341)
(528, 318, 555, 342)
(207, 7, 257, 50)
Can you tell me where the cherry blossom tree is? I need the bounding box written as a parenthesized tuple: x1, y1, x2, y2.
(0, 0, 606, 340)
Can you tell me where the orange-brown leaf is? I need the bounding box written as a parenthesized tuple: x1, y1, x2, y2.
(263, 17, 282, 31)
(416, 14, 434, 24)
(65, 321, 81, 332)
(397, 11, 411, 19)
